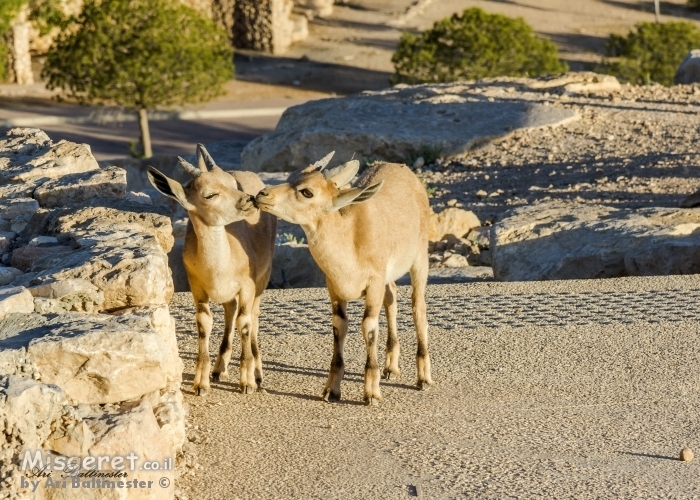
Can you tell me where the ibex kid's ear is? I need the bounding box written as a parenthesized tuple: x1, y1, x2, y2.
(323, 159, 360, 188)
(330, 181, 383, 211)
(147, 166, 196, 211)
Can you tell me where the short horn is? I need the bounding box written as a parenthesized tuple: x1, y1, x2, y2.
(178, 156, 201, 178)
(197, 143, 217, 172)
(312, 151, 335, 171)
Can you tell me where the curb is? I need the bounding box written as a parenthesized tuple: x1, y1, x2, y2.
(0, 106, 289, 128)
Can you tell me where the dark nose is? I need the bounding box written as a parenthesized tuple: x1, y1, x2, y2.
(257, 189, 269, 197)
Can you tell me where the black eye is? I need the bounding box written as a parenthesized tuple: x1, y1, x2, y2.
(300, 189, 313, 198)
(204, 193, 218, 200)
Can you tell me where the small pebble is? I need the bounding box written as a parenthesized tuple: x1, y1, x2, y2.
(681, 447, 694, 462)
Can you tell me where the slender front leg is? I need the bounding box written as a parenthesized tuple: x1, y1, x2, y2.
(212, 298, 238, 382)
(362, 282, 385, 405)
(411, 255, 434, 390)
(250, 295, 264, 389)
(383, 281, 401, 380)
(322, 287, 347, 403)
(192, 289, 213, 396)
(237, 284, 257, 394)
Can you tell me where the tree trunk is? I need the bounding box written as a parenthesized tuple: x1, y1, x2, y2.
(138, 108, 153, 158)
(654, 0, 660, 23)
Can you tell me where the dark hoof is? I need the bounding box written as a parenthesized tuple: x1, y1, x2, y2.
(322, 390, 341, 403)
(240, 385, 255, 394)
(364, 397, 380, 406)
(416, 381, 433, 391)
(383, 369, 401, 381)
(194, 386, 210, 396)
(211, 372, 229, 382)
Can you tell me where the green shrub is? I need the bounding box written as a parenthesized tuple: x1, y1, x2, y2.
(406, 144, 443, 166)
(601, 21, 700, 86)
(43, 0, 233, 157)
(390, 7, 567, 85)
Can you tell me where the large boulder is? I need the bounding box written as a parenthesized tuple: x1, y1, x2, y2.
(271, 240, 326, 288)
(33, 166, 127, 208)
(0, 313, 174, 405)
(0, 128, 98, 191)
(491, 202, 700, 281)
(241, 83, 579, 172)
(429, 208, 481, 242)
(675, 50, 700, 85)
(0, 286, 34, 319)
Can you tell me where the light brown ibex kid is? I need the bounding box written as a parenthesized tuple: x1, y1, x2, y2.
(148, 145, 276, 396)
(255, 152, 433, 405)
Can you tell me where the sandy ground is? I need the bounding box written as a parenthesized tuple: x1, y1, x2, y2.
(171, 275, 700, 499)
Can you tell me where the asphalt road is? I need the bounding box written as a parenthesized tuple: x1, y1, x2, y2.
(171, 275, 700, 500)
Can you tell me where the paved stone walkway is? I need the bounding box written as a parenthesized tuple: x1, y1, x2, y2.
(171, 275, 700, 499)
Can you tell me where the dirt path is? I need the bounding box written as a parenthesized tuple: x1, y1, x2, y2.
(171, 276, 700, 499)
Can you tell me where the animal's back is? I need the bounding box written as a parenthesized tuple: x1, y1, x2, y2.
(344, 162, 429, 282)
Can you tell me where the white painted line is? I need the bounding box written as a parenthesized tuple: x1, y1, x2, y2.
(0, 106, 289, 128)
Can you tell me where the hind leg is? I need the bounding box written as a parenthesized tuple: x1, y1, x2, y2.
(410, 252, 434, 390)
(250, 295, 264, 389)
(383, 281, 401, 380)
(212, 298, 238, 382)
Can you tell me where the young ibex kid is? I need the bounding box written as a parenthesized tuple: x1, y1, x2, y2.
(256, 152, 433, 405)
(148, 145, 276, 396)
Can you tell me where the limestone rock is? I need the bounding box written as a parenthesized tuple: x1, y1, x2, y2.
(528, 72, 621, 95)
(0, 231, 15, 254)
(491, 202, 700, 281)
(48, 420, 96, 457)
(29, 278, 104, 314)
(0, 266, 22, 286)
(675, 50, 700, 85)
(0, 128, 98, 187)
(33, 166, 127, 208)
(0, 313, 172, 404)
(429, 208, 481, 242)
(111, 304, 183, 391)
(0, 197, 39, 220)
(272, 241, 326, 288)
(154, 391, 187, 454)
(11, 245, 74, 272)
(0, 286, 34, 319)
(47, 198, 174, 253)
(29, 235, 59, 247)
(441, 253, 469, 268)
(241, 84, 579, 172)
(86, 400, 175, 500)
(0, 375, 66, 452)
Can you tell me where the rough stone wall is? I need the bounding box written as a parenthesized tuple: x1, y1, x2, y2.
(0, 128, 185, 500)
(233, 0, 295, 54)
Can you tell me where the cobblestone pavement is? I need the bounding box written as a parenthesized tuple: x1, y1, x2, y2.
(171, 275, 700, 499)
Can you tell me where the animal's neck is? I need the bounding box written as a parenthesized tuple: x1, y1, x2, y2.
(302, 211, 353, 270)
(189, 215, 231, 265)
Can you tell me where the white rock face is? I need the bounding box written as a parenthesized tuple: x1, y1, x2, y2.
(33, 166, 127, 208)
(86, 400, 175, 500)
(675, 50, 700, 85)
(0, 286, 34, 319)
(154, 391, 187, 454)
(241, 84, 578, 172)
(0, 128, 98, 189)
(0, 375, 66, 453)
(491, 202, 700, 281)
(0, 313, 171, 405)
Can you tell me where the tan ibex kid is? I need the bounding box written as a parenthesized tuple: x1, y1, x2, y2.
(256, 152, 433, 405)
(148, 144, 276, 396)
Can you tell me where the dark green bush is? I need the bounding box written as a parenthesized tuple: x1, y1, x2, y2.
(390, 7, 567, 85)
(601, 21, 700, 86)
